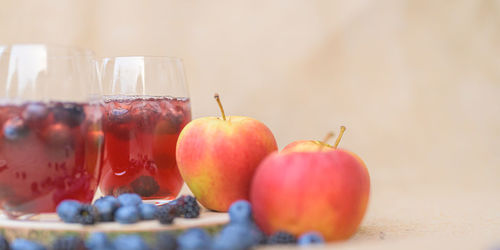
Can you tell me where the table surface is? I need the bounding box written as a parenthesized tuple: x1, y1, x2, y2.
(289, 166, 500, 250)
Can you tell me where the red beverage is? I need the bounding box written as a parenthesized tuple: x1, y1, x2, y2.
(0, 101, 103, 215)
(99, 96, 191, 199)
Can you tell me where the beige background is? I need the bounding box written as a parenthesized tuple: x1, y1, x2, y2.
(1, 0, 500, 249)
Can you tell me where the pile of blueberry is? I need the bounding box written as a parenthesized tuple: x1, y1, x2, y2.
(2, 199, 325, 249)
(166, 200, 325, 249)
(0, 232, 154, 250)
(209, 200, 325, 249)
(1, 200, 324, 250)
(56, 193, 200, 225)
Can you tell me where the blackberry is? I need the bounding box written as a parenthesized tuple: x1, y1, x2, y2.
(75, 204, 98, 225)
(266, 231, 296, 244)
(172, 195, 200, 218)
(249, 224, 267, 245)
(52, 236, 86, 250)
(130, 176, 159, 197)
(154, 113, 183, 135)
(155, 205, 177, 224)
(52, 103, 86, 127)
(156, 232, 177, 250)
(0, 234, 9, 250)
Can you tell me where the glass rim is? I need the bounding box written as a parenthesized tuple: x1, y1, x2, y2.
(100, 55, 183, 62)
(0, 43, 95, 58)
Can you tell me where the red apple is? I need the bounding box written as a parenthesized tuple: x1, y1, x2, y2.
(250, 127, 370, 241)
(176, 94, 278, 211)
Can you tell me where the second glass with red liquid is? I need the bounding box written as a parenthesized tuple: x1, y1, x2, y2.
(99, 57, 191, 200)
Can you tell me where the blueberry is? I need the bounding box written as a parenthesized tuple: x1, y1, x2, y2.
(297, 232, 325, 245)
(109, 108, 130, 123)
(105, 108, 134, 140)
(10, 239, 46, 250)
(95, 197, 120, 222)
(56, 200, 83, 223)
(138, 203, 157, 220)
(156, 232, 177, 250)
(118, 193, 142, 207)
(212, 224, 262, 250)
(228, 200, 253, 225)
(52, 235, 86, 250)
(0, 234, 9, 250)
(22, 103, 48, 122)
(53, 103, 86, 127)
(86, 232, 114, 250)
(98, 196, 121, 208)
(177, 228, 212, 250)
(115, 206, 140, 224)
(130, 176, 159, 197)
(3, 117, 29, 141)
(113, 235, 149, 250)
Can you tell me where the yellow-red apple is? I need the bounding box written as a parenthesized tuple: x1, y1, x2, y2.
(176, 94, 278, 212)
(250, 127, 370, 241)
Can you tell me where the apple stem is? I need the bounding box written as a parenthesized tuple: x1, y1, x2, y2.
(334, 126, 346, 149)
(214, 93, 227, 121)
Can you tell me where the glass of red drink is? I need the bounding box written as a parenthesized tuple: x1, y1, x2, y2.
(99, 56, 191, 200)
(0, 44, 103, 216)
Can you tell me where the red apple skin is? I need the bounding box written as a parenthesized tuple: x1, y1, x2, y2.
(250, 149, 370, 241)
(176, 116, 278, 212)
